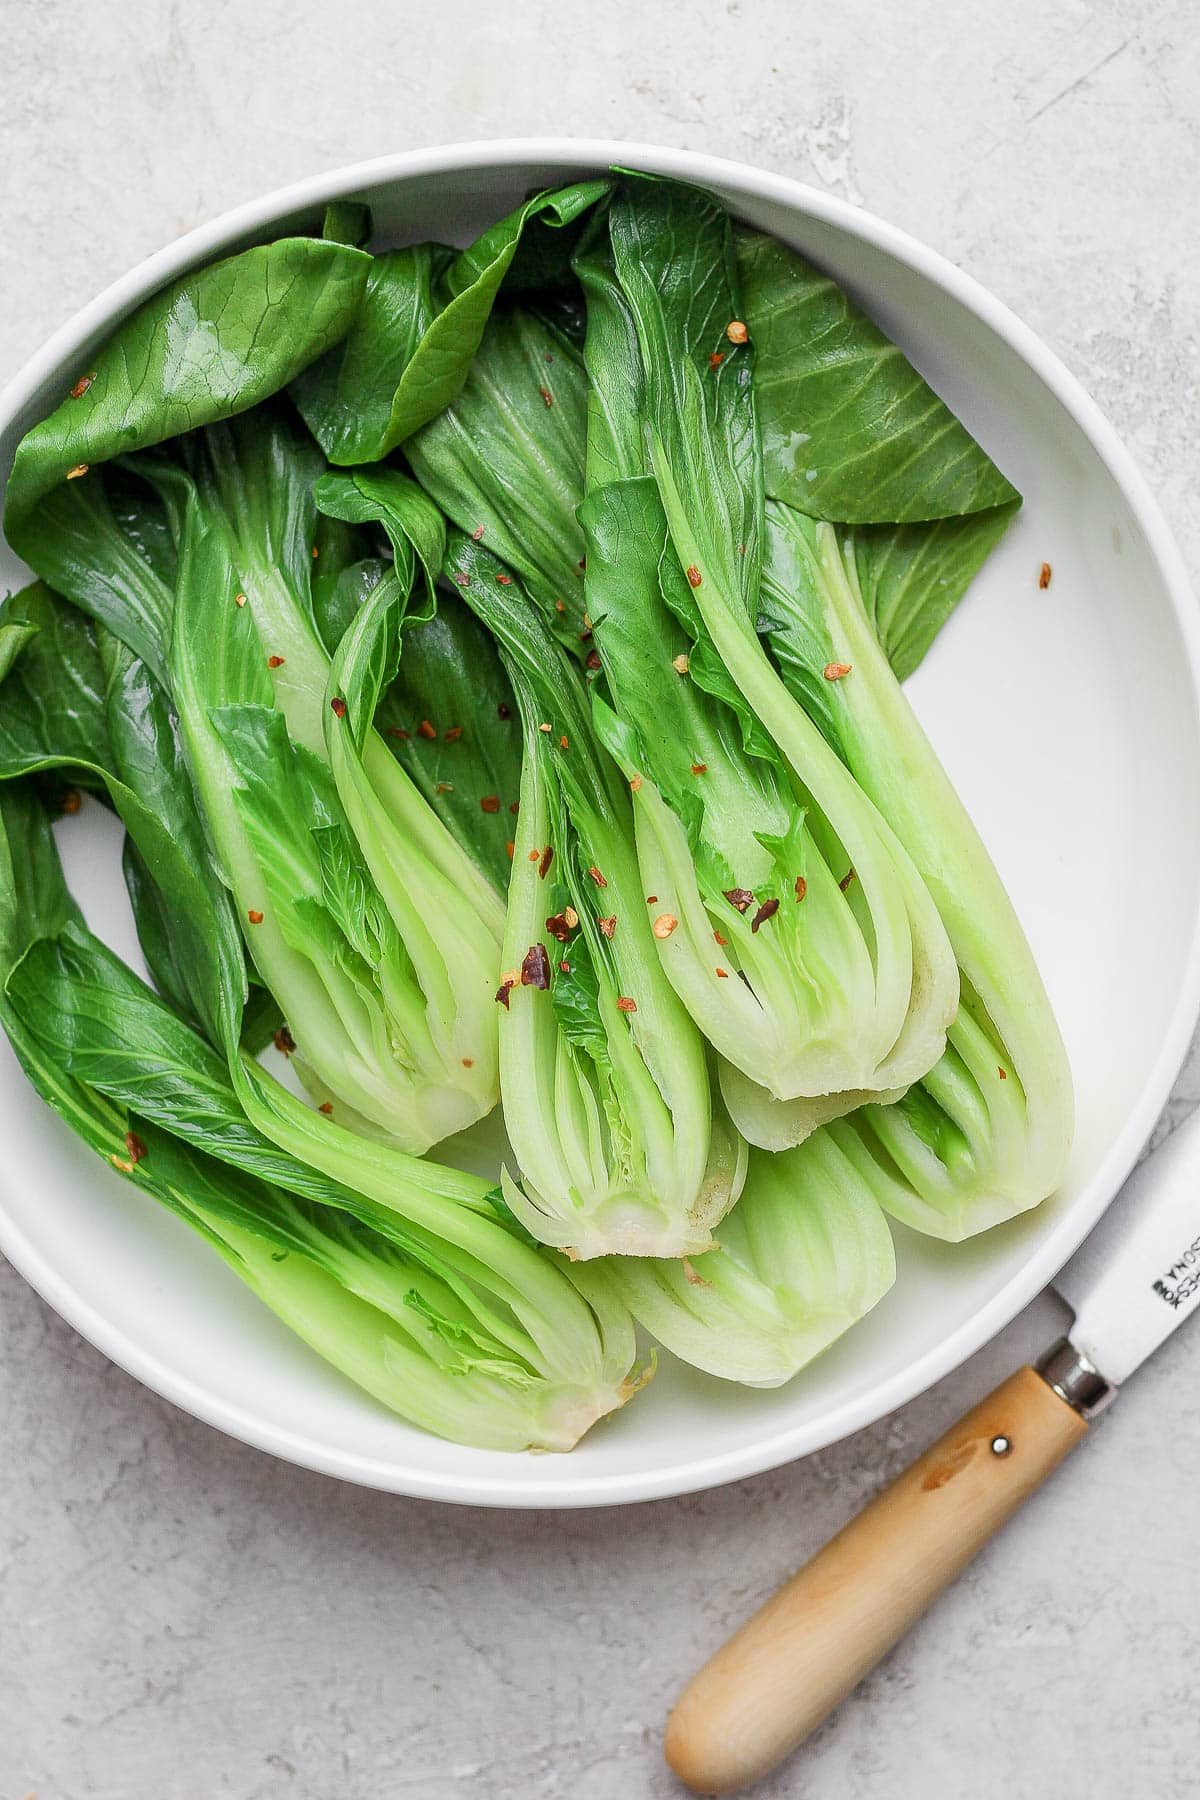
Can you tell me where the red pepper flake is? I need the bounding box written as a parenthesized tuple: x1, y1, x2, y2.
(274, 1025, 296, 1055)
(124, 1131, 147, 1166)
(726, 319, 749, 344)
(555, 599, 566, 613)
(715, 967, 729, 979)
(235, 592, 247, 607)
(653, 914, 678, 939)
(709, 351, 725, 370)
(522, 943, 551, 989)
(723, 887, 754, 914)
(528, 849, 540, 862)
(559, 735, 569, 750)
(509, 801, 520, 816)
(444, 725, 463, 742)
(823, 662, 853, 681)
(539, 385, 553, 408)
(505, 841, 515, 859)
(267, 655, 285, 669)
(496, 574, 512, 586)
(579, 625, 593, 642)
(751, 898, 780, 933)
(435, 781, 454, 794)
(66, 463, 89, 480)
(386, 726, 410, 740)
(998, 1066, 1008, 1080)
(839, 867, 856, 893)
(795, 876, 808, 902)
(616, 996, 637, 1013)
(598, 914, 617, 939)
(481, 795, 501, 813)
(462, 1057, 474, 1068)
(417, 720, 437, 740)
(495, 980, 514, 1008)
(311, 545, 320, 560)
(686, 565, 702, 588)
(498, 702, 512, 720)
(319, 1101, 334, 1115)
(60, 788, 82, 816)
(546, 911, 573, 943)
(559, 960, 572, 974)
(69, 372, 96, 399)
(330, 696, 347, 718)
(453, 571, 470, 586)
(587, 865, 608, 888)
(630, 774, 643, 792)
(714, 930, 728, 946)
(586, 649, 602, 670)
(247, 909, 264, 925)
(690, 762, 707, 776)
(1038, 562, 1053, 589)
(577, 557, 586, 572)
(646, 895, 658, 906)
(539, 844, 554, 880)
(472, 525, 486, 541)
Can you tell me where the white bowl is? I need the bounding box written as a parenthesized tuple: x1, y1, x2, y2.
(3, 140, 1198, 1508)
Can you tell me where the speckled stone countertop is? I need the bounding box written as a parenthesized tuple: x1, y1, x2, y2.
(3, 3, 1200, 1795)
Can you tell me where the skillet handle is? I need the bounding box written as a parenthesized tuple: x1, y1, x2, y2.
(664, 1366, 1088, 1795)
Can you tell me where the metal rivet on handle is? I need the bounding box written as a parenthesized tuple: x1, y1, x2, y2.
(990, 1435, 1013, 1457)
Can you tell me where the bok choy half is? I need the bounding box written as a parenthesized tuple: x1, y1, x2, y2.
(315, 466, 747, 1260)
(744, 507, 1073, 1237)
(11, 408, 508, 1152)
(581, 178, 960, 1110)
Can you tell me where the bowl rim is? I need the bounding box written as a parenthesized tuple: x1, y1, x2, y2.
(3, 136, 1199, 1509)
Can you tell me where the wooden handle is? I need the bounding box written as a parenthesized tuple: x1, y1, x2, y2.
(665, 1367, 1088, 1794)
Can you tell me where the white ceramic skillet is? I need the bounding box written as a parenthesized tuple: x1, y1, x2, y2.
(1, 140, 1198, 1508)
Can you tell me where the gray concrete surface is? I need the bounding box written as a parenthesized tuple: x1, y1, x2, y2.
(3, 1, 1200, 1794)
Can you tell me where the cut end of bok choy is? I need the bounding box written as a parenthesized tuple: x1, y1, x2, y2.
(594, 1137, 896, 1387)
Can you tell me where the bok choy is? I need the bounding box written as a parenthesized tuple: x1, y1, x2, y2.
(315, 466, 747, 1259)
(744, 507, 1073, 1236)
(0, 166, 1075, 1452)
(579, 179, 960, 1109)
(593, 1138, 896, 1386)
(0, 615, 639, 1452)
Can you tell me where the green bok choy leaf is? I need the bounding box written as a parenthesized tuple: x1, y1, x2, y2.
(293, 179, 610, 464)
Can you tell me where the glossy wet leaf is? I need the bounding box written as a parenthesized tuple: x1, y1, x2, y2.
(294, 180, 609, 464)
(6, 237, 369, 527)
(739, 226, 1019, 523)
